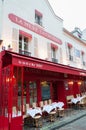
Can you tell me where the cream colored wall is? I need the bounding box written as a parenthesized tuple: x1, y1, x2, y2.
(62, 30, 86, 70)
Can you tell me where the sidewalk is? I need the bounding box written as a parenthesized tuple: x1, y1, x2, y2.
(24, 109, 86, 130)
(40, 109, 86, 130)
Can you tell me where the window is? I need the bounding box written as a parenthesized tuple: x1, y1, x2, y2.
(29, 82, 37, 105)
(51, 48, 56, 59)
(51, 47, 58, 63)
(35, 9, 43, 26)
(19, 35, 29, 51)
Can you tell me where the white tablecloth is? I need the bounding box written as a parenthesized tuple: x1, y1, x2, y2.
(71, 96, 85, 104)
(27, 108, 42, 118)
(51, 102, 64, 109)
(43, 104, 54, 113)
(43, 102, 64, 113)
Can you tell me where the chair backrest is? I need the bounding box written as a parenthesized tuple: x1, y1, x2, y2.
(12, 106, 17, 114)
(32, 102, 37, 108)
(76, 94, 80, 97)
(23, 105, 26, 113)
(44, 100, 48, 105)
(48, 99, 52, 104)
(66, 95, 74, 101)
(39, 101, 43, 108)
(26, 104, 29, 113)
(26, 104, 29, 109)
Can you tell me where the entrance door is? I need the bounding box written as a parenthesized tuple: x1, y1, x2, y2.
(52, 82, 58, 102)
(10, 66, 23, 130)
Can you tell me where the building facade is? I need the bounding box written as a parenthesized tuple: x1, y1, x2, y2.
(0, 0, 86, 130)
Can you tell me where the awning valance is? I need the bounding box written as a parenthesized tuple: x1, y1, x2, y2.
(67, 43, 73, 48)
(19, 30, 32, 40)
(51, 43, 58, 49)
(35, 9, 43, 17)
(2, 50, 86, 77)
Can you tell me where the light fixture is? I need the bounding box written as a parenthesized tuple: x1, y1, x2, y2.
(68, 81, 73, 85)
(78, 81, 82, 85)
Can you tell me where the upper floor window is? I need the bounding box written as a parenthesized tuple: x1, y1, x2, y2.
(67, 43, 73, 61)
(51, 43, 58, 63)
(51, 48, 56, 58)
(19, 35, 29, 51)
(19, 30, 32, 56)
(81, 51, 85, 65)
(35, 9, 43, 26)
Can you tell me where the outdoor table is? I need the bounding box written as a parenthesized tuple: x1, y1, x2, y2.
(51, 102, 64, 109)
(27, 107, 42, 118)
(43, 104, 54, 113)
(71, 98, 79, 104)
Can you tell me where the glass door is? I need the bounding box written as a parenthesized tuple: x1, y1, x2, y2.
(11, 66, 23, 130)
(29, 81, 37, 106)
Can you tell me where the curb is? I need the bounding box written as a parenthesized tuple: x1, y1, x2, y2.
(41, 110, 86, 130)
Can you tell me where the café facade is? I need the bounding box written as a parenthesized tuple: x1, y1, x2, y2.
(0, 0, 86, 130)
(0, 50, 86, 130)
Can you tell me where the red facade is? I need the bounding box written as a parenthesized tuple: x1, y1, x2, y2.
(0, 50, 86, 130)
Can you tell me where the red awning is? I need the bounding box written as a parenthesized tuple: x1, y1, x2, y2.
(67, 43, 73, 48)
(2, 50, 86, 77)
(19, 30, 32, 40)
(51, 43, 58, 49)
(35, 9, 43, 17)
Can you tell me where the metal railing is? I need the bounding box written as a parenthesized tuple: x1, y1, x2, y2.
(52, 58, 58, 63)
(69, 55, 73, 61)
(19, 49, 31, 56)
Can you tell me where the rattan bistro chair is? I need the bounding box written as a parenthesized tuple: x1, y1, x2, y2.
(66, 95, 74, 109)
(78, 97, 86, 109)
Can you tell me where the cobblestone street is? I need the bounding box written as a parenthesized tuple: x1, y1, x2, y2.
(58, 116, 86, 130)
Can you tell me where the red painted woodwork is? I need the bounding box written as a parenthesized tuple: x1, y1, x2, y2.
(73, 82, 80, 97)
(51, 82, 58, 102)
(10, 117, 22, 130)
(8, 13, 62, 44)
(57, 81, 67, 108)
(11, 52, 86, 76)
(37, 80, 42, 104)
(0, 116, 4, 130)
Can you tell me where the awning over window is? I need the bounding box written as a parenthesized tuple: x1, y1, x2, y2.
(81, 50, 84, 55)
(67, 43, 73, 48)
(51, 43, 58, 49)
(19, 30, 32, 40)
(35, 9, 43, 17)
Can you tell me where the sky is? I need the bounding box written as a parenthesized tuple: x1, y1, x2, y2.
(48, 0, 86, 31)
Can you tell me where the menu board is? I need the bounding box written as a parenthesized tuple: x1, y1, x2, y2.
(41, 85, 50, 100)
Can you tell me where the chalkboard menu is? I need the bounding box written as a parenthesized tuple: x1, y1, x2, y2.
(41, 85, 50, 100)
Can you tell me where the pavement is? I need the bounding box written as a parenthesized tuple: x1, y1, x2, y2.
(40, 109, 86, 130)
(24, 109, 86, 130)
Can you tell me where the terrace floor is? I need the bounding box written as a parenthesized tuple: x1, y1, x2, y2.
(23, 108, 86, 130)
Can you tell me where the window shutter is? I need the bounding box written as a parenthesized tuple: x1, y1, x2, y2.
(34, 37, 38, 57)
(12, 28, 19, 52)
(47, 43, 51, 61)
